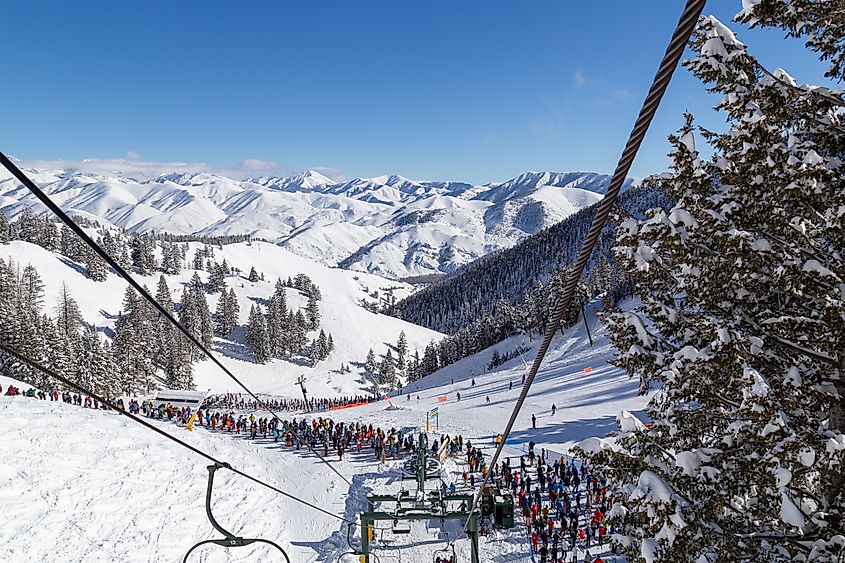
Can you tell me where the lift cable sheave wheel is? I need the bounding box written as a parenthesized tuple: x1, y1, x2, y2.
(181, 463, 291, 563)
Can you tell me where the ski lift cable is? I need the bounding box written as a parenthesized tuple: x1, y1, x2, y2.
(0, 150, 352, 487)
(0, 339, 357, 527)
(450, 0, 707, 545)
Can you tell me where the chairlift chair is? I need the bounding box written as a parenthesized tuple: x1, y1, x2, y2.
(182, 463, 290, 562)
(432, 543, 457, 563)
(391, 519, 412, 535)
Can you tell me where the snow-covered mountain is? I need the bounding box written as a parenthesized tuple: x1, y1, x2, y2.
(0, 166, 638, 279)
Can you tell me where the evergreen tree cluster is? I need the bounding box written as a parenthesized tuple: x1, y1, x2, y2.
(577, 8, 844, 562)
(394, 185, 671, 335)
(0, 258, 119, 396)
(244, 277, 331, 365)
(359, 331, 409, 392)
(487, 344, 530, 370)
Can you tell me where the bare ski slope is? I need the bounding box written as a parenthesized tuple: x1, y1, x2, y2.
(1, 301, 647, 562)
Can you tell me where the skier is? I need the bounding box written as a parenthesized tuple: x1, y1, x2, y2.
(551, 404, 556, 416)
(509, 381, 513, 390)
(457, 392, 461, 401)
(486, 395, 490, 404)
(532, 414, 537, 429)
(471, 378, 476, 386)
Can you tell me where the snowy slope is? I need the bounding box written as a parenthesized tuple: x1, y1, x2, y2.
(3, 239, 442, 397)
(1, 299, 647, 562)
(1, 166, 637, 278)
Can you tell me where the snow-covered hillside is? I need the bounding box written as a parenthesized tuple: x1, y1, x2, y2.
(3, 238, 441, 397)
(0, 165, 638, 279)
(0, 300, 648, 562)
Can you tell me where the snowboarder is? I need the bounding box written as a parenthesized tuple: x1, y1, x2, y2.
(532, 414, 537, 429)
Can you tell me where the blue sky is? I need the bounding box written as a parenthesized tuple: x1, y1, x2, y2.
(2, 1, 834, 184)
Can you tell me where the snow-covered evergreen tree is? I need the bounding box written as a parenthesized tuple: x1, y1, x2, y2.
(130, 234, 155, 275)
(246, 304, 270, 363)
(214, 283, 239, 339)
(379, 349, 396, 389)
(305, 292, 320, 330)
(579, 13, 844, 563)
(207, 261, 226, 293)
(0, 213, 9, 244)
(82, 244, 108, 282)
(112, 286, 155, 394)
(365, 348, 377, 376)
(396, 330, 407, 374)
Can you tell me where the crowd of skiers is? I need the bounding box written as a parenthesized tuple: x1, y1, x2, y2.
(499, 443, 615, 563)
(204, 392, 380, 413)
(1, 383, 124, 411)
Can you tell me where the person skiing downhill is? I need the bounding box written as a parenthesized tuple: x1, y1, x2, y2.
(551, 404, 556, 416)
(532, 414, 537, 429)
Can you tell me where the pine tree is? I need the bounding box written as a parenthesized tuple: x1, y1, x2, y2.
(130, 234, 155, 275)
(379, 350, 396, 388)
(226, 287, 239, 335)
(207, 261, 226, 293)
(83, 326, 120, 397)
(182, 272, 213, 350)
(14, 264, 46, 385)
(305, 293, 320, 330)
(365, 348, 377, 375)
(193, 248, 205, 270)
(396, 330, 407, 373)
(83, 244, 108, 282)
(213, 284, 240, 339)
(0, 259, 18, 378)
(112, 286, 156, 394)
(41, 219, 58, 251)
(246, 304, 270, 363)
(248, 266, 259, 282)
(315, 329, 329, 360)
(101, 230, 118, 260)
(15, 208, 40, 245)
(54, 283, 83, 381)
(578, 15, 845, 563)
(0, 213, 9, 244)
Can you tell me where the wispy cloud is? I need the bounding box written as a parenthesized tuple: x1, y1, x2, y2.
(10, 154, 344, 182)
(572, 69, 590, 88)
(571, 70, 633, 107)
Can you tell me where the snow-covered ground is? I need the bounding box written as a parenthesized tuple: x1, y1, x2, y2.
(1, 301, 647, 562)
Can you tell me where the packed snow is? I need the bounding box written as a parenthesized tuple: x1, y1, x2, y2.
(1, 300, 648, 562)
